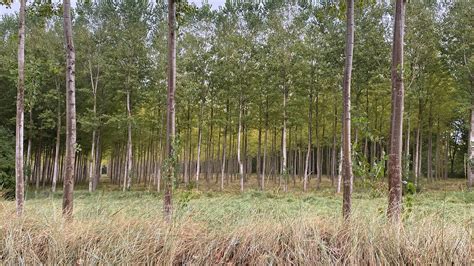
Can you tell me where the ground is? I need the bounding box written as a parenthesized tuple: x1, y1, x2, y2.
(0, 178, 473, 264)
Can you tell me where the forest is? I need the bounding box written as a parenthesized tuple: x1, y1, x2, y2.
(0, 0, 473, 264)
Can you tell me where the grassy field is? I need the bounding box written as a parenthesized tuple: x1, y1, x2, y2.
(0, 178, 473, 264)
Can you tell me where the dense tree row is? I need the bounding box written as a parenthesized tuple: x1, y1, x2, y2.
(0, 1, 472, 218)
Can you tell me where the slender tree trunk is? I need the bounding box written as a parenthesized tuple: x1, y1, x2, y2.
(124, 89, 133, 191)
(220, 101, 229, 190)
(26, 112, 32, 184)
(468, 105, 474, 188)
(62, 0, 77, 219)
(206, 108, 214, 185)
(414, 121, 420, 185)
(405, 116, 410, 179)
(331, 97, 337, 186)
(183, 104, 190, 186)
(15, 0, 26, 216)
(337, 145, 343, 194)
(89, 133, 96, 192)
(342, 0, 355, 219)
(88, 60, 99, 192)
(93, 132, 101, 190)
(282, 89, 288, 192)
(257, 117, 262, 187)
(418, 130, 423, 179)
(387, 0, 406, 222)
(34, 145, 41, 190)
(164, 0, 176, 222)
(195, 101, 203, 187)
(435, 118, 440, 180)
(427, 104, 433, 182)
(157, 112, 164, 191)
(243, 119, 248, 183)
(52, 83, 61, 193)
(237, 100, 244, 192)
(262, 97, 268, 191)
(304, 90, 313, 192)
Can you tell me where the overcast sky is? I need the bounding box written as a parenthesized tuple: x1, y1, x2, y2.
(0, 0, 226, 16)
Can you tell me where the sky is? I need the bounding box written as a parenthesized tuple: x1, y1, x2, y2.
(0, 0, 226, 16)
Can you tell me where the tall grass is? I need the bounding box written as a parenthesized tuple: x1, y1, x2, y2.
(0, 187, 472, 264)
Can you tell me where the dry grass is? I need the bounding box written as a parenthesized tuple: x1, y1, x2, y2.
(0, 179, 473, 264)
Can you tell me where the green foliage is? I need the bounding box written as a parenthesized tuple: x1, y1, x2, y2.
(353, 150, 387, 181)
(402, 181, 419, 219)
(405, 181, 417, 195)
(0, 126, 14, 192)
(0, 1, 470, 191)
(162, 137, 182, 189)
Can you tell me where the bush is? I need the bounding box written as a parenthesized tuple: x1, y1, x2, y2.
(0, 126, 15, 199)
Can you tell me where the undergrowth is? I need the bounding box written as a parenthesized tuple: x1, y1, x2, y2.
(0, 182, 472, 264)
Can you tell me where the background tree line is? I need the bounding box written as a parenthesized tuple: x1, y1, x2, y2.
(0, 0, 472, 199)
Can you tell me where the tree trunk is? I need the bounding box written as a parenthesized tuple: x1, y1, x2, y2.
(62, 0, 77, 219)
(195, 101, 203, 187)
(435, 118, 440, 180)
(304, 90, 313, 192)
(282, 89, 288, 192)
(337, 146, 342, 194)
(88, 59, 99, 192)
(15, 0, 26, 216)
(206, 107, 214, 185)
(404, 116, 410, 179)
(124, 89, 133, 191)
(331, 97, 337, 186)
(26, 112, 32, 184)
(183, 104, 190, 187)
(164, 0, 176, 222)
(89, 133, 96, 192)
(93, 132, 101, 190)
(220, 101, 229, 190)
(342, 0, 355, 219)
(237, 100, 244, 192)
(262, 97, 268, 191)
(52, 83, 61, 193)
(468, 106, 474, 188)
(427, 104, 433, 182)
(414, 122, 420, 185)
(257, 117, 262, 187)
(387, 0, 406, 222)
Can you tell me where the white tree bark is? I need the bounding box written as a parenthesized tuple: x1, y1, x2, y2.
(62, 0, 77, 219)
(124, 89, 133, 191)
(52, 83, 61, 193)
(342, 0, 355, 218)
(282, 90, 288, 192)
(15, 0, 26, 216)
(468, 107, 474, 188)
(88, 60, 99, 192)
(237, 100, 244, 192)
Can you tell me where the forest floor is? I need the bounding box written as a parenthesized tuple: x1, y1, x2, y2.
(0, 178, 472, 264)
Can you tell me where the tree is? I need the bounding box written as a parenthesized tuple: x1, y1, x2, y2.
(15, 0, 26, 216)
(164, 0, 176, 222)
(440, 2, 473, 188)
(62, 0, 77, 219)
(387, 0, 406, 222)
(342, 0, 355, 219)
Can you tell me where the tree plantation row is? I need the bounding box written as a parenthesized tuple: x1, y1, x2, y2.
(0, 0, 472, 222)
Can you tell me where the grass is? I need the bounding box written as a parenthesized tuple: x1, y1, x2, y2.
(0, 178, 473, 264)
